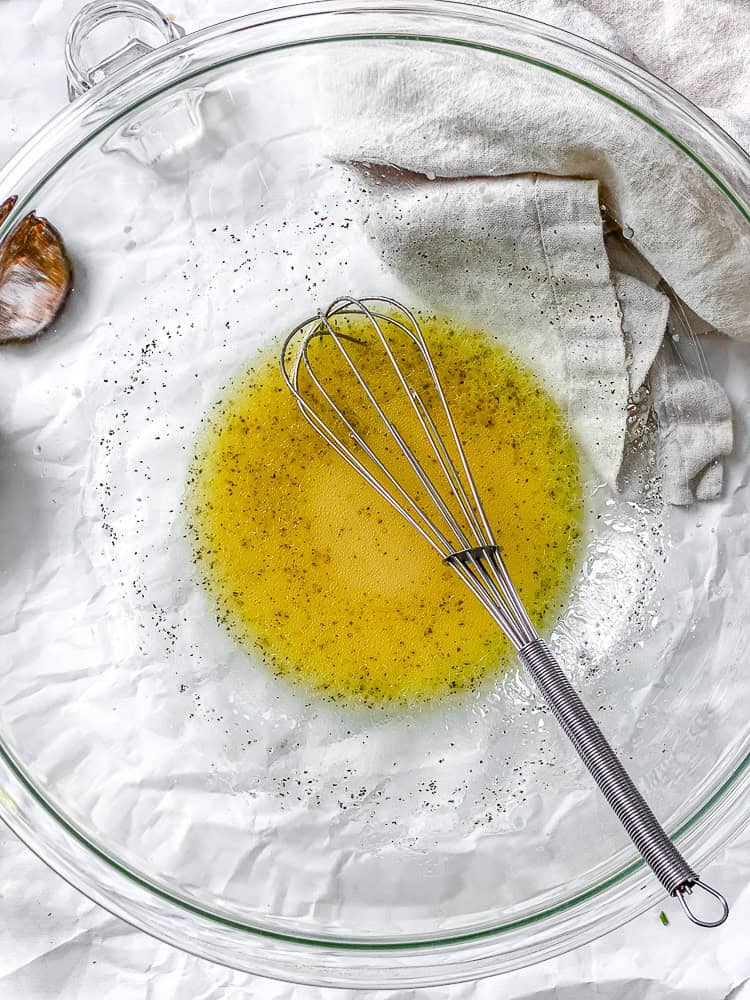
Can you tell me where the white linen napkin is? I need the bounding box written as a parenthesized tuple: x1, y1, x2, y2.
(324, 46, 737, 502)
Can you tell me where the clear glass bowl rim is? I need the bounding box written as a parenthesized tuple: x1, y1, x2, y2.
(1, 0, 749, 987)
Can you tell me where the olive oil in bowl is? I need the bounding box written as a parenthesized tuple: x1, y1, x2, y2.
(187, 315, 584, 709)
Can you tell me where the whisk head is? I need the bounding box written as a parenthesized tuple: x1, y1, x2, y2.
(280, 295, 537, 649)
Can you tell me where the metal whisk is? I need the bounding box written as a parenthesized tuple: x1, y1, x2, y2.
(280, 295, 728, 927)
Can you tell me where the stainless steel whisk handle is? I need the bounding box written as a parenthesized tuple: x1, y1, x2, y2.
(518, 637, 729, 927)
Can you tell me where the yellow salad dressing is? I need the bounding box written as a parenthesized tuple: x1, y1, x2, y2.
(186, 315, 584, 708)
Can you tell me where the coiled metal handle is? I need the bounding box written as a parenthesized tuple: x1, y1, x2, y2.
(518, 637, 729, 926)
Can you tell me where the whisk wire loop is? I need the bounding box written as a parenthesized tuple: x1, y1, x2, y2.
(316, 299, 481, 557)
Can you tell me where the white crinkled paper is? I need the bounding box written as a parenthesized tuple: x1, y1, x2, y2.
(2, 1, 750, 998)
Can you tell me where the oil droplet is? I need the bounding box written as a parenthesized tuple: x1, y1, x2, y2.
(186, 315, 585, 709)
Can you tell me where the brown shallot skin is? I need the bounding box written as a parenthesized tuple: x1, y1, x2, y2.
(0, 195, 73, 345)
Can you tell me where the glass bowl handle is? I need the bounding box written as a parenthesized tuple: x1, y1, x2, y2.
(64, 0, 185, 101)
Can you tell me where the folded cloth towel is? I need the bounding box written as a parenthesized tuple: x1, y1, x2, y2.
(324, 44, 737, 502)
(651, 341, 733, 504)
(350, 173, 629, 485)
(328, 45, 750, 342)
(612, 273, 669, 395)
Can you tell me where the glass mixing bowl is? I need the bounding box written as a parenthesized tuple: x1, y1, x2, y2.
(1, 0, 749, 988)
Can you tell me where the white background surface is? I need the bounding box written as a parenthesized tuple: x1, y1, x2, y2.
(1, 1, 750, 997)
